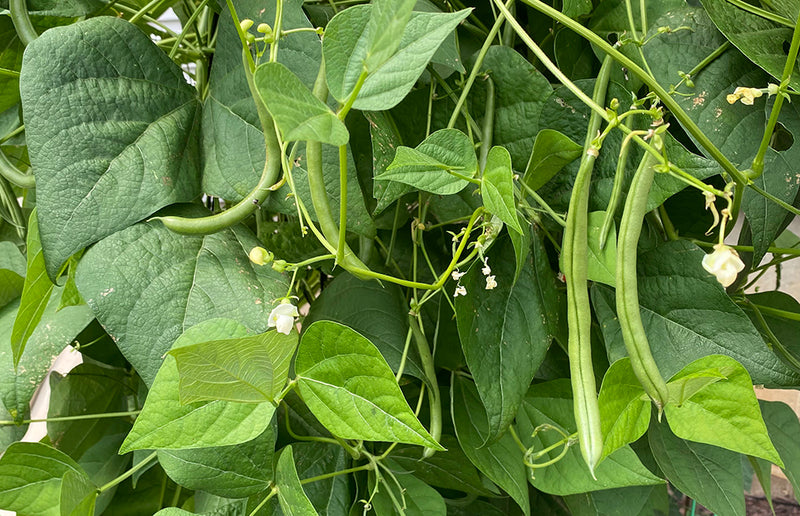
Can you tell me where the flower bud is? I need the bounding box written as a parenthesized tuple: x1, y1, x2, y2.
(701, 244, 745, 288)
(249, 246, 273, 266)
(271, 259, 288, 272)
(240, 19, 254, 32)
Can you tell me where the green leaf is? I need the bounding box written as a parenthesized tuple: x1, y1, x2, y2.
(470, 46, 554, 169)
(563, 486, 663, 516)
(158, 418, 276, 499)
(666, 368, 726, 406)
(523, 129, 582, 192)
(455, 236, 555, 440)
(119, 319, 276, 453)
(482, 146, 522, 233)
(451, 375, 530, 516)
(59, 470, 96, 516)
(169, 329, 298, 404)
(664, 355, 782, 465)
(275, 445, 317, 516)
(591, 240, 800, 386)
(741, 148, 800, 265)
(745, 291, 800, 367)
(0, 17, 23, 114)
(379, 128, 477, 195)
(201, 0, 320, 200)
(0, 240, 24, 309)
(0, 288, 94, 452)
(253, 62, 349, 146)
(370, 459, 446, 516)
(367, 111, 412, 214)
(47, 363, 131, 460)
(364, 0, 417, 71)
(56, 254, 85, 311)
(323, 5, 471, 110)
(303, 272, 427, 384)
(700, 0, 800, 90)
(508, 222, 531, 285)
(649, 418, 745, 516)
(597, 358, 650, 461)
(11, 209, 54, 367)
(517, 380, 664, 496)
(75, 212, 288, 387)
(760, 400, 800, 503)
(390, 435, 497, 496)
(0, 442, 87, 516)
(563, 0, 592, 18)
(20, 17, 201, 277)
(586, 211, 616, 287)
(295, 321, 442, 449)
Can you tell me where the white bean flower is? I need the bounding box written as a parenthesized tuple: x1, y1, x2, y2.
(702, 244, 745, 288)
(485, 275, 497, 290)
(268, 300, 299, 335)
(454, 285, 467, 297)
(451, 269, 466, 281)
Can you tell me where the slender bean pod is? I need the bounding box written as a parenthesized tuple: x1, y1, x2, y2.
(599, 119, 633, 249)
(0, 151, 34, 189)
(615, 134, 670, 411)
(563, 55, 613, 476)
(10, 0, 38, 47)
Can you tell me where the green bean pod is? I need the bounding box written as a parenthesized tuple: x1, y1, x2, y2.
(564, 55, 613, 476)
(598, 118, 632, 249)
(615, 134, 670, 411)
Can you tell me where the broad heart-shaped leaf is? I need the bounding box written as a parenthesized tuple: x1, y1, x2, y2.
(586, 211, 616, 287)
(75, 208, 288, 387)
(597, 358, 650, 462)
(370, 459, 446, 516)
(302, 272, 427, 384)
(454, 236, 555, 441)
(591, 240, 800, 386)
(760, 400, 800, 502)
(60, 470, 97, 516)
(649, 418, 745, 516)
(201, 0, 320, 200)
(523, 129, 582, 192)
(323, 4, 470, 111)
(741, 148, 800, 266)
(664, 355, 782, 465)
(517, 380, 664, 496)
(563, 485, 665, 516)
(20, 17, 201, 278)
(0, 240, 24, 309)
(253, 62, 348, 146)
(295, 321, 443, 449)
(119, 319, 275, 453)
(700, 0, 800, 91)
(169, 329, 298, 404)
(451, 375, 530, 516)
(379, 128, 477, 195)
(390, 435, 497, 496)
(0, 288, 94, 453)
(469, 46, 554, 169)
(0, 442, 87, 516)
(158, 417, 276, 499)
(482, 146, 522, 233)
(275, 445, 317, 516)
(12, 209, 54, 367)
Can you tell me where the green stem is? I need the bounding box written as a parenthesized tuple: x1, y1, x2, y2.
(447, 0, 513, 130)
(624, 0, 654, 78)
(673, 42, 730, 93)
(0, 68, 20, 78)
(747, 182, 800, 217)
(691, 239, 800, 256)
(0, 151, 34, 189)
(9, 0, 38, 46)
(249, 488, 278, 516)
(517, 0, 747, 187)
(337, 145, 348, 263)
(751, 9, 800, 177)
(0, 410, 141, 426)
(409, 317, 442, 459)
(269, 0, 284, 62)
(0, 175, 26, 240)
(479, 77, 495, 170)
(337, 69, 368, 121)
(300, 464, 372, 485)
(97, 451, 157, 493)
(599, 117, 633, 248)
(129, 0, 165, 24)
(743, 299, 800, 371)
(155, 47, 281, 234)
(169, 0, 210, 59)
(751, 304, 800, 322)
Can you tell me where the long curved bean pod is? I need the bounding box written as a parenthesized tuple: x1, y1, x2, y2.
(563, 55, 612, 477)
(615, 133, 670, 411)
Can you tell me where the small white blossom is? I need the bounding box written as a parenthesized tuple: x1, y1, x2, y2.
(727, 86, 763, 105)
(485, 275, 497, 290)
(481, 257, 492, 276)
(767, 83, 780, 96)
(268, 301, 299, 335)
(702, 244, 745, 288)
(451, 269, 466, 281)
(454, 285, 467, 297)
